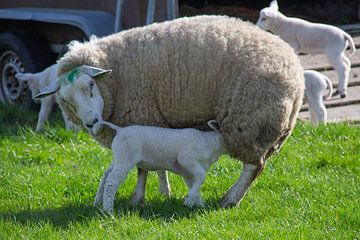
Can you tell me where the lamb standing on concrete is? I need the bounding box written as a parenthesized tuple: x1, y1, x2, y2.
(94, 120, 226, 211)
(304, 70, 333, 125)
(15, 64, 74, 131)
(34, 15, 304, 210)
(256, 0, 355, 98)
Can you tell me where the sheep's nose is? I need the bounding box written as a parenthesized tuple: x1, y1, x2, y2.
(85, 118, 99, 128)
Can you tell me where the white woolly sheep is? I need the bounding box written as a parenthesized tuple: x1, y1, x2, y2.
(93, 120, 226, 212)
(34, 15, 304, 209)
(304, 70, 333, 125)
(15, 64, 75, 131)
(256, 0, 355, 98)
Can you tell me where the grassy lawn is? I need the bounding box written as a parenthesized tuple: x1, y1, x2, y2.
(0, 104, 359, 239)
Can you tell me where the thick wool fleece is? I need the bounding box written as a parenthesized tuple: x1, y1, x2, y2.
(58, 15, 304, 164)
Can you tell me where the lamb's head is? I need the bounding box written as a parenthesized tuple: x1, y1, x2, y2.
(256, 0, 280, 31)
(33, 65, 111, 135)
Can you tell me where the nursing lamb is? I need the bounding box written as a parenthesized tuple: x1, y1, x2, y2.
(94, 120, 226, 211)
(15, 64, 74, 131)
(304, 70, 333, 125)
(256, 0, 355, 98)
(34, 15, 304, 210)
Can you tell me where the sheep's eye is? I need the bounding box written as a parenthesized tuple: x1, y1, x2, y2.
(89, 81, 94, 98)
(261, 17, 266, 21)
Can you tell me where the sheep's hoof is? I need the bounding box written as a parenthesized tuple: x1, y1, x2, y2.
(340, 92, 347, 98)
(184, 196, 204, 208)
(220, 193, 240, 208)
(129, 195, 145, 206)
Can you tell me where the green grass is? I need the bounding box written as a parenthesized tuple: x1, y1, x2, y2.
(0, 103, 359, 239)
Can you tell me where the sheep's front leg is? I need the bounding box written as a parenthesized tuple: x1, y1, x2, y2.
(221, 161, 264, 208)
(157, 170, 171, 197)
(130, 168, 148, 205)
(94, 165, 113, 206)
(103, 163, 134, 213)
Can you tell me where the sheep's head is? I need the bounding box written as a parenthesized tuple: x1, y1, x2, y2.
(256, 0, 279, 31)
(33, 65, 112, 135)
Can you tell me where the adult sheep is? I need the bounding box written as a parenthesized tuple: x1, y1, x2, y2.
(34, 15, 304, 208)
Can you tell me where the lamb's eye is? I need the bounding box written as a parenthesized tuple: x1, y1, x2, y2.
(261, 17, 266, 21)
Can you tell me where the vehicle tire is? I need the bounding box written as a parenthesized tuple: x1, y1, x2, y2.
(0, 31, 53, 107)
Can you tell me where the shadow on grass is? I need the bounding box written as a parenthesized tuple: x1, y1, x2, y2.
(1, 197, 223, 228)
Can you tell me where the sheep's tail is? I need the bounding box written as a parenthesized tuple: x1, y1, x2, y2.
(100, 120, 119, 133)
(207, 120, 220, 131)
(323, 75, 333, 100)
(344, 32, 356, 56)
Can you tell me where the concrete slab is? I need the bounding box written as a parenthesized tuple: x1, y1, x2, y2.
(298, 103, 360, 123)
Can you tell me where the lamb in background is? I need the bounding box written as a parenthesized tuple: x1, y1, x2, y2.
(15, 64, 75, 131)
(256, 0, 355, 98)
(34, 15, 304, 211)
(304, 70, 333, 125)
(93, 120, 227, 211)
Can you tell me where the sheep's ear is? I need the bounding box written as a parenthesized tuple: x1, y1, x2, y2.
(15, 73, 35, 82)
(33, 79, 61, 99)
(269, 0, 278, 11)
(79, 65, 112, 80)
(207, 120, 220, 131)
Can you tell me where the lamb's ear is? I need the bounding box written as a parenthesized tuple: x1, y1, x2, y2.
(15, 73, 35, 82)
(79, 65, 112, 80)
(32, 79, 61, 99)
(269, 0, 278, 11)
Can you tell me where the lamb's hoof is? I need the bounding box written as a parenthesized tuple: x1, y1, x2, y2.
(340, 93, 347, 98)
(184, 196, 204, 208)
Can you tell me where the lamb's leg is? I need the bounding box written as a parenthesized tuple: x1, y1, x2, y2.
(310, 92, 327, 124)
(103, 162, 134, 213)
(308, 105, 319, 125)
(326, 51, 350, 98)
(94, 165, 113, 206)
(130, 168, 148, 205)
(36, 96, 54, 132)
(178, 159, 206, 208)
(157, 170, 171, 196)
(221, 161, 264, 208)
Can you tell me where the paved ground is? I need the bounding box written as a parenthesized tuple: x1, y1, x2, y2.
(297, 31, 360, 123)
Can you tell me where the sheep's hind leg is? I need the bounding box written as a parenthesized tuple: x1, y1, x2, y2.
(157, 170, 171, 197)
(130, 168, 148, 205)
(221, 161, 264, 208)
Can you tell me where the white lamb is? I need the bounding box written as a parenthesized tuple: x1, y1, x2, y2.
(304, 70, 333, 125)
(15, 64, 74, 131)
(256, 0, 356, 98)
(93, 120, 227, 212)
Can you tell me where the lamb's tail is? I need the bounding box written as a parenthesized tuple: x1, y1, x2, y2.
(100, 120, 119, 132)
(207, 120, 220, 131)
(344, 32, 356, 56)
(323, 75, 333, 100)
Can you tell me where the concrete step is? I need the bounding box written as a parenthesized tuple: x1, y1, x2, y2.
(301, 85, 360, 111)
(298, 103, 360, 123)
(319, 67, 360, 88)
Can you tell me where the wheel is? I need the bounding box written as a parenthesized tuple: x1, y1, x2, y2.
(0, 31, 53, 107)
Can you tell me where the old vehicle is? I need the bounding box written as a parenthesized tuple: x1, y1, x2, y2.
(0, 0, 177, 106)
